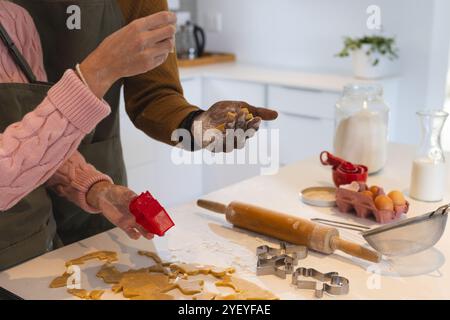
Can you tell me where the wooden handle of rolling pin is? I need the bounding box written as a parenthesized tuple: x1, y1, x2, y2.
(331, 237, 381, 263)
(197, 200, 381, 263)
(197, 199, 227, 214)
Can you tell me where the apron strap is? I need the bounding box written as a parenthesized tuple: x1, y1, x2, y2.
(0, 22, 49, 85)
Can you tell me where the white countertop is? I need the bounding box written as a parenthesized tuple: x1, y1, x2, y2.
(179, 62, 400, 92)
(1, 143, 449, 300)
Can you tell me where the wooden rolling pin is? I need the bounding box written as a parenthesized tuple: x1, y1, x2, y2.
(197, 200, 381, 263)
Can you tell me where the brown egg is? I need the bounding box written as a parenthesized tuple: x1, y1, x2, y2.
(360, 190, 374, 200)
(369, 186, 380, 196)
(374, 195, 394, 211)
(387, 190, 406, 206)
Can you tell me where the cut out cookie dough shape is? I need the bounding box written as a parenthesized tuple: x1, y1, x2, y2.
(148, 264, 173, 277)
(215, 275, 278, 300)
(130, 293, 174, 300)
(193, 292, 217, 300)
(169, 263, 235, 278)
(138, 251, 163, 264)
(138, 251, 174, 276)
(49, 271, 73, 288)
(113, 272, 173, 299)
(167, 278, 204, 295)
(96, 263, 123, 284)
(65, 251, 118, 267)
(67, 289, 105, 300)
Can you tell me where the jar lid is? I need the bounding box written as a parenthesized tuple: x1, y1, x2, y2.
(300, 187, 337, 207)
(343, 83, 383, 98)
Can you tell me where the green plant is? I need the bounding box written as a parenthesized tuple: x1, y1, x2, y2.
(336, 35, 398, 66)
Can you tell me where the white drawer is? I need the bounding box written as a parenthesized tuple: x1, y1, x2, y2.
(268, 112, 334, 165)
(202, 78, 266, 107)
(268, 85, 338, 120)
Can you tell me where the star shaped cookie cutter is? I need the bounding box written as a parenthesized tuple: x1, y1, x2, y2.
(292, 267, 349, 298)
(256, 243, 308, 279)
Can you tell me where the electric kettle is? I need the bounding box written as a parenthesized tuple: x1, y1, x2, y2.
(176, 21, 206, 60)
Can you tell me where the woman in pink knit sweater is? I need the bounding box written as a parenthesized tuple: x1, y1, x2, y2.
(0, 1, 176, 242)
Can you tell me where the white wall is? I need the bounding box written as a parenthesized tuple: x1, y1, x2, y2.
(197, 0, 450, 144)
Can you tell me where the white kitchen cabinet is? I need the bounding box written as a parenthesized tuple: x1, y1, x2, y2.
(267, 85, 338, 165)
(268, 112, 334, 166)
(181, 77, 203, 107)
(201, 78, 266, 193)
(120, 113, 159, 169)
(119, 86, 203, 207)
(202, 78, 265, 107)
(268, 85, 337, 120)
(126, 149, 203, 207)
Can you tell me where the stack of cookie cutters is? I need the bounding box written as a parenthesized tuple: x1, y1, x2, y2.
(256, 243, 350, 298)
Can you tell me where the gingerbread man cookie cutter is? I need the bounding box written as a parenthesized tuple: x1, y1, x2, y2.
(291, 267, 349, 298)
(256, 243, 308, 278)
(256, 255, 295, 279)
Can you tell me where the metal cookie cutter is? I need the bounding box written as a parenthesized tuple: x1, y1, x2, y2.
(292, 267, 349, 298)
(257, 242, 308, 264)
(256, 255, 294, 279)
(256, 243, 308, 278)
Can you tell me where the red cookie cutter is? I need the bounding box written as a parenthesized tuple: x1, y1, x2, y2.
(129, 191, 175, 237)
(320, 151, 368, 187)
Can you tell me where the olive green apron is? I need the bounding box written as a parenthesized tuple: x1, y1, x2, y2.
(11, 0, 127, 245)
(0, 22, 56, 270)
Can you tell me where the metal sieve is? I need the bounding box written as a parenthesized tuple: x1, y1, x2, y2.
(312, 204, 449, 256)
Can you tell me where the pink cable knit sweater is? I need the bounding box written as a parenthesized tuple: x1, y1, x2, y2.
(0, 1, 113, 212)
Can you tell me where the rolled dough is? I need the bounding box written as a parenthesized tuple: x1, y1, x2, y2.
(67, 289, 105, 300)
(169, 263, 235, 278)
(49, 272, 72, 288)
(65, 251, 118, 266)
(114, 272, 173, 299)
(167, 278, 204, 295)
(50, 250, 277, 301)
(137, 250, 163, 264)
(131, 293, 174, 300)
(96, 263, 123, 284)
(215, 275, 278, 300)
(193, 292, 217, 300)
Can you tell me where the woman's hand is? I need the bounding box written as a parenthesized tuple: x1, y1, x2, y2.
(80, 11, 177, 99)
(86, 181, 154, 240)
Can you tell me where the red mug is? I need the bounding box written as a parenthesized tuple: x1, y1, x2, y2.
(320, 151, 368, 187)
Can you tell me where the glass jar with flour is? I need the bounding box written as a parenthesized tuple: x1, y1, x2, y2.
(334, 84, 389, 174)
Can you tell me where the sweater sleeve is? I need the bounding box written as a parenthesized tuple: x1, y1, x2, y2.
(0, 0, 47, 83)
(0, 70, 111, 211)
(117, 0, 201, 146)
(1, 1, 113, 212)
(46, 151, 113, 213)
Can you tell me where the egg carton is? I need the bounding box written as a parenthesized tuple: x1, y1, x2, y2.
(335, 184, 409, 224)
